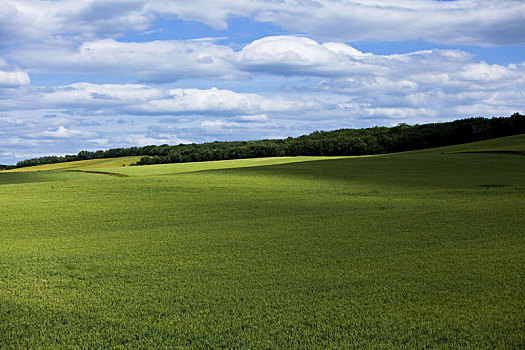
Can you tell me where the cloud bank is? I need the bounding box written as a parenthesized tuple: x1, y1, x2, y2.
(3, 36, 523, 117)
(2, 0, 524, 46)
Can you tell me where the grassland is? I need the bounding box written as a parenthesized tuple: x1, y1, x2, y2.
(0, 135, 524, 348)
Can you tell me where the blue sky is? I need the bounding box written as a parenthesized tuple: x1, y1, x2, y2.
(0, 0, 524, 164)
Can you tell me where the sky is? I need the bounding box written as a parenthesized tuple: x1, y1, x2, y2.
(0, 0, 524, 164)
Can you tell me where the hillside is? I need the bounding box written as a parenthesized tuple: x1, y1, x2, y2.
(0, 135, 524, 348)
(7, 113, 525, 170)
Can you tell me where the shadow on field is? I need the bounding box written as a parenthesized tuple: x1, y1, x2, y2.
(189, 151, 525, 191)
(453, 150, 525, 156)
(0, 172, 65, 185)
(65, 169, 129, 177)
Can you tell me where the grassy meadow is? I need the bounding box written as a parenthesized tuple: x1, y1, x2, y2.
(0, 135, 524, 348)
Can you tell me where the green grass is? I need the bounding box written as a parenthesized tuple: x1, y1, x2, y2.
(0, 135, 524, 348)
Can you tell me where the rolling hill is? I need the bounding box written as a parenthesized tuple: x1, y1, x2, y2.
(0, 135, 523, 348)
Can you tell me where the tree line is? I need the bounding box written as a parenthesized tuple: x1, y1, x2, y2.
(8, 113, 525, 169)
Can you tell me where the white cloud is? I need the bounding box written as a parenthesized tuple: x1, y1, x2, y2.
(134, 87, 324, 115)
(88, 138, 110, 146)
(0, 70, 30, 87)
(198, 118, 278, 136)
(234, 114, 269, 122)
(251, 37, 378, 76)
(235, 36, 377, 76)
(0, 59, 30, 87)
(200, 116, 272, 131)
(0, 83, 326, 118)
(457, 62, 517, 82)
(0, 116, 29, 127)
(201, 120, 239, 128)
(34, 126, 97, 139)
(124, 134, 191, 146)
(236, 37, 483, 79)
(361, 107, 439, 119)
(0, 83, 166, 113)
(10, 39, 237, 83)
(0, 137, 52, 146)
(41, 83, 166, 106)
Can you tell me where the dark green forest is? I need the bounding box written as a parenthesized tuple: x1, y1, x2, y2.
(6, 113, 525, 169)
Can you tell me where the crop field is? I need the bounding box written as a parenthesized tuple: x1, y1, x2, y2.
(3, 156, 143, 172)
(0, 135, 524, 348)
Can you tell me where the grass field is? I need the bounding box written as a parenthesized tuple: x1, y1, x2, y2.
(0, 135, 524, 348)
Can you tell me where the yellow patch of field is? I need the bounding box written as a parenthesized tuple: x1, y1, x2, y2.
(2, 156, 142, 172)
(97, 156, 355, 177)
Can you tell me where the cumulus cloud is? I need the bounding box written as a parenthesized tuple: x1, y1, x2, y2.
(235, 37, 482, 79)
(0, 70, 30, 87)
(235, 36, 376, 76)
(0, 59, 30, 87)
